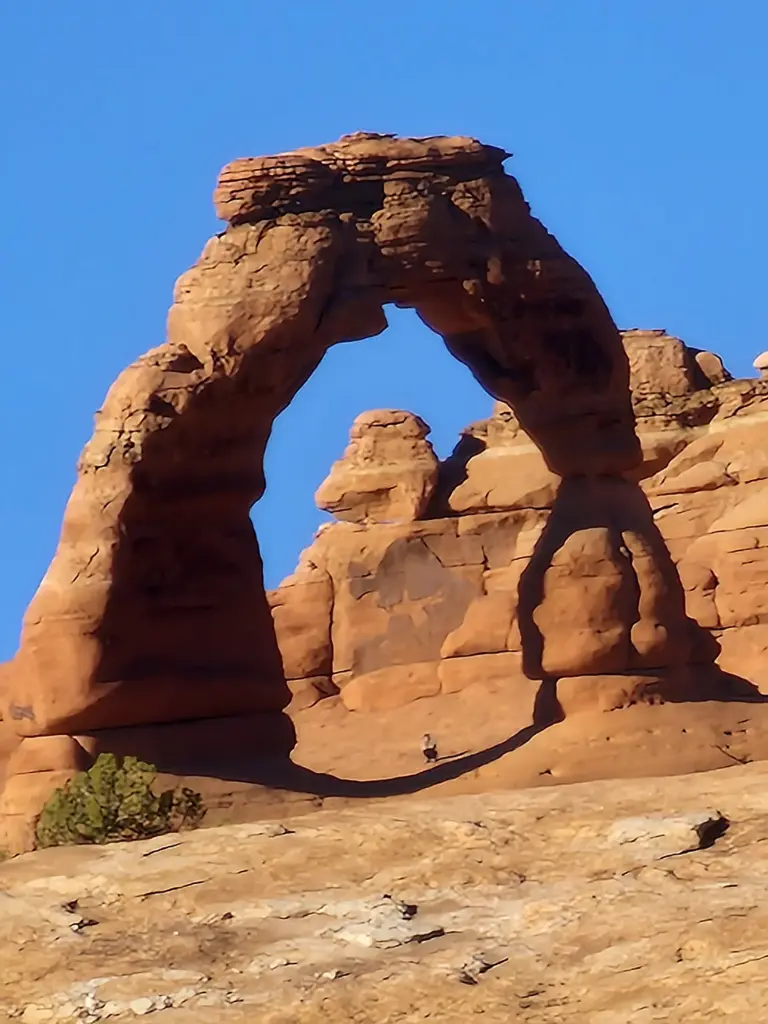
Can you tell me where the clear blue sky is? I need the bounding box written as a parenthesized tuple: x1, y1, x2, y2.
(1, 1, 766, 661)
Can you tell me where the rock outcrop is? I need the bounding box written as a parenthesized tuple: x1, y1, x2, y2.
(315, 409, 438, 523)
(268, 331, 768, 717)
(5, 135, 768, 852)
(1, 133, 645, 841)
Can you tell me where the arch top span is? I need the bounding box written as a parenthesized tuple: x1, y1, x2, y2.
(172, 131, 640, 476)
(6, 133, 641, 741)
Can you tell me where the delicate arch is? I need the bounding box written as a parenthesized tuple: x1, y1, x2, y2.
(6, 133, 640, 737)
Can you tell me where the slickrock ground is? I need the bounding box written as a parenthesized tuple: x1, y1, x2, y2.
(4, 762, 768, 1023)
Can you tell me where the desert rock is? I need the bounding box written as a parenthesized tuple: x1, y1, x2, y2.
(5, 135, 768, 847)
(3, 764, 768, 1022)
(315, 409, 438, 523)
(3, 132, 638, 748)
(753, 350, 768, 377)
(267, 334, 768, 722)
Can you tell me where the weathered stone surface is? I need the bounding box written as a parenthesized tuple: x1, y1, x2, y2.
(315, 410, 438, 523)
(286, 676, 339, 713)
(622, 328, 697, 398)
(340, 662, 441, 712)
(266, 334, 768, 722)
(437, 332, 729, 515)
(5, 736, 93, 776)
(534, 526, 634, 676)
(556, 673, 677, 715)
(440, 589, 520, 658)
(444, 403, 560, 515)
(4, 765, 768, 1022)
(267, 561, 333, 683)
(4, 132, 639, 761)
(8, 137, 768, 848)
(753, 350, 768, 377)
(438, 651, 527, 694)
(0, 771, 77, 817)
(692, 347, 731, 387)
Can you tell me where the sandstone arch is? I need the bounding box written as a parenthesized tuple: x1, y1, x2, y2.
(4, 133, 641, 744)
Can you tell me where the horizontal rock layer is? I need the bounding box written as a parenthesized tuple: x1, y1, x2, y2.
(269, 333, 768, 713)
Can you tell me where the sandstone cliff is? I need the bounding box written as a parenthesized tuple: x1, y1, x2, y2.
(270, 329, 768, 717)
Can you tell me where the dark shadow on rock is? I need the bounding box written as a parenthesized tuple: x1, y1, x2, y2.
(517, 475, 767, 705)
(532, 675, 565, 727)
(69, 364, 303, 738)
(85, 678, 561, 798)
(424, 432, 487, 519)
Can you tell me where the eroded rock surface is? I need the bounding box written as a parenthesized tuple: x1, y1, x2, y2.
(1, 133, 653, 842)
(5, 134, 768, 849)
(269, 333, 768, 718)
(315, 409, 438, 523)
(3, 133, 638, 745)
(3, 764, 768, 1022)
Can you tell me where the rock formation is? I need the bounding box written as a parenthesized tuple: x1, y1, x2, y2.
(4, 764, 768, 1022)
(2, 133, 765, 850)
(0, 132, 641, 831)
(315, 409, 439, 524)
(753, 350, 768, 378)
(268, 331, 768, 718)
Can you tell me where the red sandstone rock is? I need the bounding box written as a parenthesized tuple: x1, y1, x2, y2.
(5, 736, 93, 776)
(440, 589, 521, 659)
(268, 335, 768, 718)
(6, 137, 764, 847)
(4, 132, 639, 748)
(267, 559, 333, 682)
(439, 651, 527, 695)
(315, 410, 438, 523)
(445, 403, 560, 514)
(621, 329, 698, 398)
(286, 676, 340, 713)
(340, 662, 441, 712)
(692, 348, 731, 387)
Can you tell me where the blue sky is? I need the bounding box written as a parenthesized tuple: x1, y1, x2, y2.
(1, 1, 766, 660)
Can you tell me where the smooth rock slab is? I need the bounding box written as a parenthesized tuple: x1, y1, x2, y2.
(3, 766, 768, 1022)
(607, 811, 729, 856)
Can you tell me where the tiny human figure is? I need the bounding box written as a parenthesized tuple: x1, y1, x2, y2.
(421, 733, 438, 764)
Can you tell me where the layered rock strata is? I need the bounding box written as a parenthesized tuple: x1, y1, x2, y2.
(268, 332, 768, 716)
(0, 133, 643, 843)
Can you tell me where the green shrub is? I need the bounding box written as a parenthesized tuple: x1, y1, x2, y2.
(35, 753, 206, 848)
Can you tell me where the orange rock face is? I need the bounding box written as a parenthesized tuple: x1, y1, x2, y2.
(9, 135, 768, 850)
(268, 334, 768, 715)
(3, 132, 639, 743)
(315, 410, 438, 523)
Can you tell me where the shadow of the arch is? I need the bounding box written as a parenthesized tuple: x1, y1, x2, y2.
(517, 475, 767, 705)
(83, 676, 563, 797)
(76, 404, 766, 809)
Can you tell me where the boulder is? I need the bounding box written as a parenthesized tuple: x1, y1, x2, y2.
(621, 329, 697, 398)
(315, 410, 439, 524)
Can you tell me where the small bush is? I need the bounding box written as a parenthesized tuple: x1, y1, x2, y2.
(35, 753, 206, 848)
